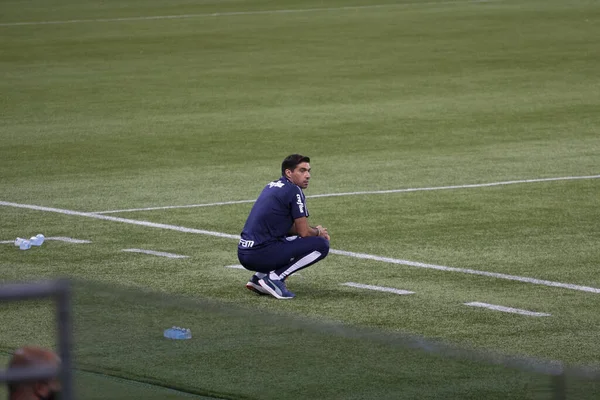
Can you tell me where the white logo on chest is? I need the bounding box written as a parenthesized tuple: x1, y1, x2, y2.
(269, 181, 285, 188)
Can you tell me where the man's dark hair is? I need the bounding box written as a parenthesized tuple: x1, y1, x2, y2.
(281, 154, 310, 176)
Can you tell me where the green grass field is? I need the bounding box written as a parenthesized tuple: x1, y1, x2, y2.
(1, 0, 600, 398)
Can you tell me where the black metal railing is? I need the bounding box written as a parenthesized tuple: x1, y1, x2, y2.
(0, 280, 73, 400)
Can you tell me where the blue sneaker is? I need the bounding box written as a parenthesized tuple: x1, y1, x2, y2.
(258, 276, 295, 299)
(246, 275, 269, 295)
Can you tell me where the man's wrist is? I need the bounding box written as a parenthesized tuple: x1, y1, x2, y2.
(315, 227, 321, 236)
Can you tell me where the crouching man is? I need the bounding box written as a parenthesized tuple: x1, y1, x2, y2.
(238, 154, 330, 299)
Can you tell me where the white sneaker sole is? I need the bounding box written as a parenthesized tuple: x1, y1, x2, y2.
(246, 281, 269, 295)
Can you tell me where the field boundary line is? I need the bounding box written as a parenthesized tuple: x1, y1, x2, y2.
(0, 1, 498, 27)
(465, 302, 551, 317)
(95, 199, 257, 214)
(330, 249, 600, 293)
(342, 282, 414, 295)
(46, 236, 92, 244)
(122, 248, 189, 258)
(2, 200, 600, 294)
(93, 174, 600, 214)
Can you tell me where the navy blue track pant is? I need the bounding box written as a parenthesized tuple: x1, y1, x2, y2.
(238, 236, 329, 279)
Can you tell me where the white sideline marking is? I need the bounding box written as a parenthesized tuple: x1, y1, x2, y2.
(122, 248, 188, 259)
(2, 200, 600, 294)
(0, 1, 497, 27)
(47, 236, 92, 244)
(465, 302, 551, 317)
(308, 174, 600, 199)
(0, 201, 239, 240)
(95, 199, 255, 214)
(93, 174, 600, 214)
(0, 237, 91, 244)
(342, 282, 414, 295)
(330, 249, 600, 293)
(225, 264, 246, 269)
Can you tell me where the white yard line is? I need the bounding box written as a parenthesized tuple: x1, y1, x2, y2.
(0, 201, 239, 240)
(95, 199, 256, 214)
(307, 175, 600, 199)
(465, 302, 551, 317)
(47, 236, 92, 244)
(122, 248, 188, 259)
(225, 264, 246, 270)
(93, 174, 600, 214)
(342, 282, 414, 295)
(0, 1, 497, 27)
(1, 237, 91, 244)
(2, 200, 599, 294)
(331, 249, 600, 293)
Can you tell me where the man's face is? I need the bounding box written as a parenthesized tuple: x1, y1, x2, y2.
(286, 162, 311, 189)
(35, 379, 61, 400)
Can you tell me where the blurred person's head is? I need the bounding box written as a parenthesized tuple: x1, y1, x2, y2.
(7, 346, 61, 400)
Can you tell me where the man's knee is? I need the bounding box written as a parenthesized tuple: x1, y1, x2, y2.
(316, 237, 330, 257)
